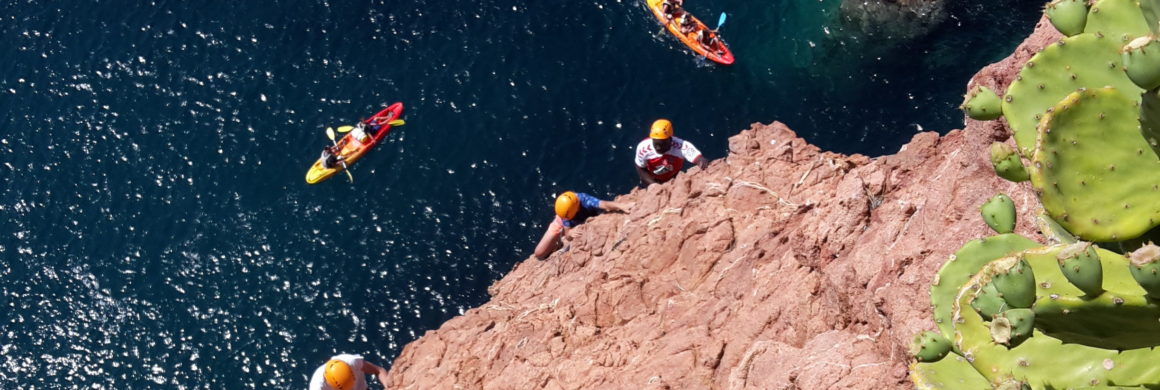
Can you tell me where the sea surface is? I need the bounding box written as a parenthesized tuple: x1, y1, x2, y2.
(0, 0, 1040, 388)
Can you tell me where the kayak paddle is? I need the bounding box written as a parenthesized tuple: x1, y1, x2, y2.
(325, 127, 355, 183)
(715, 12, 726, 31)
(336, 119, 405, 133)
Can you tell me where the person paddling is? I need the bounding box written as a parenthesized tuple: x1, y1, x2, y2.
(319, 144, 346, 170)
(696, 29, 720, 51)
(660, 0, 684, 21)
(678, 13, 696, 34)
(634, 119, 708, 186)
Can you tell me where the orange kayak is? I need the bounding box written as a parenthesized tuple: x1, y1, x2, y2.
(645, 0, 734, 65)
(305, 102, 404, 184)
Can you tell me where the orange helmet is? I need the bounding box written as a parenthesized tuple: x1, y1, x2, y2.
(324, 360, 355, 390)
(555, 191, 580, 220)
(649, 119, 673, 140)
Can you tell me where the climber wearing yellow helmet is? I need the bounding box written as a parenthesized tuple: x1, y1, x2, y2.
(308, 354, 389, 390)
(533, 191, 631, 260)
(635, 119, 708, 185)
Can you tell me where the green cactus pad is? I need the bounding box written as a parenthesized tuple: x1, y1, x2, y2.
(950, 245, 1160, 387)
(1035, 207, 1078, 245)
(1144, 0, 1160, 35)
(910, 356, 990, 390)
(911, 331, 954, 362)
(1019, 246, 1160, 350)
(1128, 243, 1160, 299)
(1084, 0, 1151, 43)
(992, 257, 1037, 308)
(990, 142, 1031, 182)
(1034, 292, 1160, 349)
(931, 234, 1040, 339)
(990, 308, 1035, 347)
(971, 281, 1008, 319)
(1001, 34, 1143, 155)
(981, 194, 1018, 234)
(1122, 36, 1160, 90)
(1056, 242, 1104, 297)
(1029, 88, 1160, 242)
(1143, 89, 1160, 157)
(961, 85, 1004, 120)
(1046, 0, 1089, 36)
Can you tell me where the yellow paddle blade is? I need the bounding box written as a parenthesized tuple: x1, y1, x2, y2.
(387, 119, 405, 126)
(336, 125, 355, 133)
(325, 127, 336, 141)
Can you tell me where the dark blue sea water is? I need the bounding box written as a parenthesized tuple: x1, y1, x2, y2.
(1, 0, 1039, 388)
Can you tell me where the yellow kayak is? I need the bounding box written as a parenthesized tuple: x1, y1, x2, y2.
(305, 102, 404, 184)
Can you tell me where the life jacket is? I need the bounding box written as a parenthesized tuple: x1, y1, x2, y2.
(646, 154, 683, 182)
(641, 139, 686, 183)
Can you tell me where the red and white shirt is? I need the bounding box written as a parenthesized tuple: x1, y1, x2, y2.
(634, 136, 703, 183)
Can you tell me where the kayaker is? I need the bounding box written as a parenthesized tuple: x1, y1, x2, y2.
(696, 29, 719, 49)
(351, 122, 372, 143)
(678, 13, 696, 34)
(661, 0, 684, 20)
(320, 145, 346, 169)
(533, 191, 631, 260)
(308, 354, 389, 390)
(634, 119, 708, 186)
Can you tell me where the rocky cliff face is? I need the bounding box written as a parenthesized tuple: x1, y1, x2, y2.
(384, 18, 1062, 390)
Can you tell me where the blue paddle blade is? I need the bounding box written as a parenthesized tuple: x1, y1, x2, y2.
(717, 12, 726, 30)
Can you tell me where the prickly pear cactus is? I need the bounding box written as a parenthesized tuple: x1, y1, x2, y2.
(1128, 243, 1160, 299)
(930, 234, 1040, 340)
(915, 239, 1160, 388)
(990, 142, 1030, 182)
(915, 2, 1160, 388)
(1045, 0, 1089, 37)
(981, 194, 1017, 234)
(1028, 88, 1160, 242)
(1144, 0, 1160, 34)
(1144, 89, 1160, 156)
(1001, 34, 1142, 154)
(1123, 36, 1160, 90)
(962, 85, 1004, 120)
(1083, 0, 1152, 43)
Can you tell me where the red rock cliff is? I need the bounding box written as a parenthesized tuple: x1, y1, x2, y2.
(384, 18, 1062, 390)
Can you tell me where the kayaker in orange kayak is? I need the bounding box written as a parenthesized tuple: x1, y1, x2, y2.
(678, 13, 695, 34)
(319, 144, 347, 169)
(660, 0, 683, 20)
(696, 30, 720, 52)
(305, 103, 405, 184)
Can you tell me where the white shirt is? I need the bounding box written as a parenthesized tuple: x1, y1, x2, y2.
(309, 354, 368, 390)
(634, 136, 702, 168)
(351, 125, 370, 143)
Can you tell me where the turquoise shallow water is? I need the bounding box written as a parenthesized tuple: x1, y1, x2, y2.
(0, 0, 1039, 388)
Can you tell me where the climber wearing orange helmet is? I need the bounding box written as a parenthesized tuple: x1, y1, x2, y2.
(308, 354, 389, 390)
(635, 119, 708, 185)
(533, 191, 631, 260)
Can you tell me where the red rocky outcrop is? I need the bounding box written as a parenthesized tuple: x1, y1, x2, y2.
(385, 17, 1063, 390)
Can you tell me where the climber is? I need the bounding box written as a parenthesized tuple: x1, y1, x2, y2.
(635, 119, 708, 185)
(533, 191, 631, 260)
(308, 354, 389, 390)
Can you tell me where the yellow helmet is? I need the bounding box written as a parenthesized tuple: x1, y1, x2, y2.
(555, 191, 580, 220)
(649, 119, 673, 140)
(324, 360, 355, 390)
